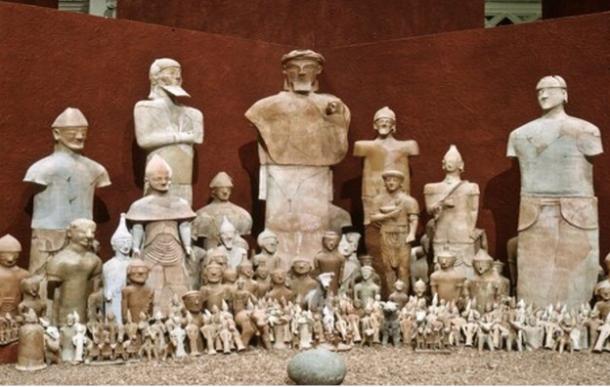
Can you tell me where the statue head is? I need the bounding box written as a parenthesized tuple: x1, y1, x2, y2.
(182, 291, 203, 312)
(257, 229, 278, 254)
(20, 275, 42, 298)
(110, 213, 132, 256)
(381, 170, 404, 193)
(291, 258, 312, 276)
(148, 58, 190, 99)
(473, 249, 493, 275)
(236, 277, 246, 291)
(222, 267, 237, 284)
(255, 265, 270, 280)
(393, 279, 406, 293)
(338, 232, 360, 257)
(270, 269, 287, 286)
(281, 49, 325, 94)
(67, 218, 96, 251)
(536, 75, 567, 112)
(437, 251, 456, 270)
(442, 145, 464, 174)
(209, 172, 233, 202)
(203, 262, 224, 284)
(361, 265, 374, 281)
(373, 106, 396, 138)
(322, 231, 340, 252)
(144, 155, 172, 193)
(237, 261, 254, 279)
(414, 279, 427, 297)
(0, 234, 21, 267)
(127, 258, 150, 285)
(219, 217, 236, 249)
(596, 282, 610, 301)
(52, 107, 89, 153)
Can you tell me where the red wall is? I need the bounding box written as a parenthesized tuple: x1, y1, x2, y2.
(0, 2, 609, 267)
(2, 0, 56, 7)
(117, 0, 484, 47)
(543, 0, 610, 18)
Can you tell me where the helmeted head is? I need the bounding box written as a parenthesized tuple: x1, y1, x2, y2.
(291, 258, 312, 275)
(219, 216, 236, 249)
(358, 254, 374, 267)
(67, 219, 96, 250)
(209, 172, 233, 202)
(145, 155, 173, 193)
(361, 265, 374, 281)
(127, 258, 150, 285)
(110, 213, 132, 256)
(436, 250, 457, 270)
(182, 291, 203, 312)
(473, 249, 494, 275)
(52, 107, 89, 152)
(0, 234, 21, 267)
(257, 229, 278, 254)
(536, 75, 567, 111)
(148, 58, 190, 99)
(442, 145, 464, 174)
(322, 231, 340, 251)
(281, 49, 325, 93)
(373, 106, 396, 137)
(381, 169, 404, 192)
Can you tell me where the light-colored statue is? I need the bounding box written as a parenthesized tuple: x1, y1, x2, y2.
(15, 308, 46, 372)
(0, 235, 29, 316)
(134, 58, 203, 204)
(465, 250, 509, 312)
(429, 251, 466, 304)
(47, 219, 102, 326)
(125, 155, 196, 316)
(59, 311, 78, 362)
(353, 266, 380, 309)
(338, 232, 362, 297)
(424, 145, 480, 278)
(192, 172, 252, 250)
(253, 230, 282, 272)
(245, 49, 352, 268)
(507, 75, 603, 309)
(369, 170, 419, 296)
(23, 108, 110, 304)
(217, 217, 247, 269)
(102, 214, 132, 325)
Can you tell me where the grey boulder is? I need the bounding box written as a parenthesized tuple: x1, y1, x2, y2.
(287, 348, 347, 385)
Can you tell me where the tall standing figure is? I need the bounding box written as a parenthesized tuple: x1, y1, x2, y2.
(134, 58, 204, 204)
(507, 75, 602, 309)
(245, 50, 351, 268)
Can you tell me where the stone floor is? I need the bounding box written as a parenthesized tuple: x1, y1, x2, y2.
(1, 347, 609, 385)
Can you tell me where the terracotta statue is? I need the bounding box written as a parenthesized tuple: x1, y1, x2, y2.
(313, 231, 344, 296)
(121, 258, 154, 324)
(47, 219, 102, 325)
(192, 172, 252, 250)
(59, 311, 78, 362)
(254, 265, 272, 299)
(203, 247, 228, 270)
(236, 261, 258, 296)
(465, 250, 509, 313)
(0, 234, 29, 316)
(412, 278, 428, 306)
(369, 170, 419, 295)
(424, 145, 480, 278)
(289, 258, 318, 306)
(338, 232, 361, 297)
(72, 319, 88, 363)
(429, 251, 466, 304)
(252, 230, 282, 272)
(217, 217, 247, 269)
(507, 75, 603, 309)
(15, 308, 46, 372)
(40, 319, 60, 366)
(23, 108, 110, 302)
(245, 49, 352, 268)
(103, 214, 132, 325)
(18, 275, 46, 318)
(199, 262, 231, 311)
(381, 301, 401, 347)
(593, 253, 610, 320)
(126, 155, 196, 315)
(388, 280, 409, 309)
(353, 266, 381, 309)
(267, 269, 295, 303)
(134, 58, 203, 204)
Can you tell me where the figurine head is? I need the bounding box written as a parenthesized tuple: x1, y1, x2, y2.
(437, 251, 456, 270)
(209, 172, 233, 202)
(270, 269, 287, 286)
(127, 258, 150, 285)
(148, 58, 189, 99)
(595, 282, 610, 301)
(237, 261, 254, 279)
(381, 170, 405, 193)
(361, 265, 374, 281)
(219, 217, 236, 249)
(373, 106, 396, 137)
(182, 291, 203, 312)
(236, 277, 246, 291)
(0, 234, 21, 267)
(20, 275, 42, 297)
(414, 278, 427, 297)
(291, 258, 312, 276)
(442, 145, 464, 174)
(66, 311, 77, 326)
(338, 232, 360, 257)
(322, 231, 340, 251)
(255, 265, 270, 280)
(473, 250, 493, 275)
(110, 213, 132, 256)
(67, 218, 96, 251)
(393, 279, 406, 293)
(358, 254, 374, 267)
(51, 107, 88, 152)
(144, 155, 172, 193)
(222, 268, 238, 284)
(257, 230, 278, 254)
(281, 49, 324, 94)
(536, 75, 567, 112)
(206, 247, 228, 267)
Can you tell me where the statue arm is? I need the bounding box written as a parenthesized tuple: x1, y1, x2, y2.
(131, 223, 144, 257)
(134, 106, 180, 150)
(407, 214, 418, 244)
(179, 221, 193, 257)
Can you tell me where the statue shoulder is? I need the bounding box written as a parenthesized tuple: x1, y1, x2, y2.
(353, 140, 375, 156)
(423, 182, 445, 195)
(400, 139, 420, 156)
(245, 92, 284, 119)
(23, 154, 55, 185)
(134, 98, 165, 111)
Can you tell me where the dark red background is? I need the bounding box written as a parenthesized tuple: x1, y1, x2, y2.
(0, 2, 609, 270)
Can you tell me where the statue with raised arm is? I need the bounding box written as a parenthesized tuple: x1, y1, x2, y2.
(134, 58, 203, 204)
(102, 214, 132, 325)
(245, 49, 352, 268)
(507, 76, 603, 309)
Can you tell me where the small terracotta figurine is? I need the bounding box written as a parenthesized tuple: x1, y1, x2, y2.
(59, 311, 78, 363)
(217, 217, 248, 269)
(290, 258, 318, 306)
(40, 319, 60, 365)
(72, 319, 88, 363)
(338, 232, 362, 297)
(465, 250, 509, 313)
(267, 270, 295, 303)
(254, 265, 272, 299)
(593, 254, 610, 320)
(353, 266, 380, 309)
(388, 280, 409, 309)
(16, 308, 46, 372)
(381, 301, 401, 347)
(18, 275, 47, 319)
(0, 235, 30, 316)
(412, 278, 428, 306)
(121, 258, 154, 324)
(199, 262, 231, 311)
(103, 214, 132, 325)
(313, 231, 344, 296)
(429, 251, 466, 304)
(253, 230, 283, 272)
(236, 261, 258, 296)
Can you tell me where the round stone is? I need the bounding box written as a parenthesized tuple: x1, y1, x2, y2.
(287, 348, 347, 385)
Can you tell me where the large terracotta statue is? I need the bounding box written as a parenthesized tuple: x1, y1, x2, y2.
(47, 219, 102, 325)
(134, 58, 203, 204)
(312, 231, 344, 296)
(0, 234, 29, 316)
(125, 155, 196, 315)
(507, 76, 602, 309)
(424, 145, 480, 278)
(192, 172, 252, 250)
(121, 258, 154, 324)
(369, 170, 419, 296)
(245, 49, 352, 268)
(23, 108, 110, 301)
(102, 214, 132, 325)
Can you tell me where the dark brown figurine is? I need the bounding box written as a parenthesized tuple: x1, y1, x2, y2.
(267, 270, 295, 303)
(121, 258, 154, 323)
(313, 231, 344, 296)
(0, 234, 30, 316)
(290, 258, 318, 306)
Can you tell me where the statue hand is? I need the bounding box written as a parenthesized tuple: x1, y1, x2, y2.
(185, 247, 193, 259)
(325, 101, 342, 115)
(405, 234, 416, 244)
(444, 198, 455, 207)
(132, 249, 141, 259)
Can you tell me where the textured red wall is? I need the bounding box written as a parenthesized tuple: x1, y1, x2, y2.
(0, 3, 609, 267)
(1, 0, 56, 7)
(543, 0, 610, 18)
(116, 0, 484, 48)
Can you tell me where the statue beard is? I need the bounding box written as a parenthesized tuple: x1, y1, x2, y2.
(160, 84, 190, 98)
(290, 80, 314, 93)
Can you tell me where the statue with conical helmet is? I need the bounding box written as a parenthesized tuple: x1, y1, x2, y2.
(424, 145, 481, 278)
(102, 214, 132, 325)
(464, 250, 508, 313)
(216, 216, 248, 270)
(0, 234, 29, 316)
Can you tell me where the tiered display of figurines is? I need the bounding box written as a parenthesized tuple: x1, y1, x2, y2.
(3, 50, 608, 372)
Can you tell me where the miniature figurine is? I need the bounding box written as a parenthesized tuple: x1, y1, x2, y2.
(72, 319, 88, 363)
(59, 311, 78, 363)
(338, 232, 362, 297)
(381, 301, 401, 347)
(294, 307, 314, 350)
(15, 308, 46, 372)
(593, 254, 610, 320)
(217, 217, 248, 269)
(126, 155, 196, 315)
(40, 318, 60, 365)
(121, 258, 154, 324)
(47, 219, 102, 325)
(267, 270, 295, 303)
(313, 231, 344, 296)
(192, 172, 252, 250)
(0, 235, 30, 316)
(199, 262, 231, 311)
(253, 229, 283, 272)
(18, 275, 47, 319)
(353, 266, 380, 309)
(507, 75, 602, 309)
(200, 311, 217, 355)
(360, 304, 376, 347)
(268, 300, 291, 349)
(369, 170, 419, 296)
(290, 258, 318, 306)
(103, 214, 132, 325)
(236, 261, 258, 296)
(593, 312, 610, 352)
(87, 285, 104, 325)
(121, 311, 141, 361)
(134, 58, 203, 204)
(389, 280, 409, 309)
(245, 49, 352, 268)
(412, 278, 428, 306)
(169, 319, 187, 359)
(254, 265, 272, 299)
(465, 250, 508, 313)
(429, 251, 466, 304)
